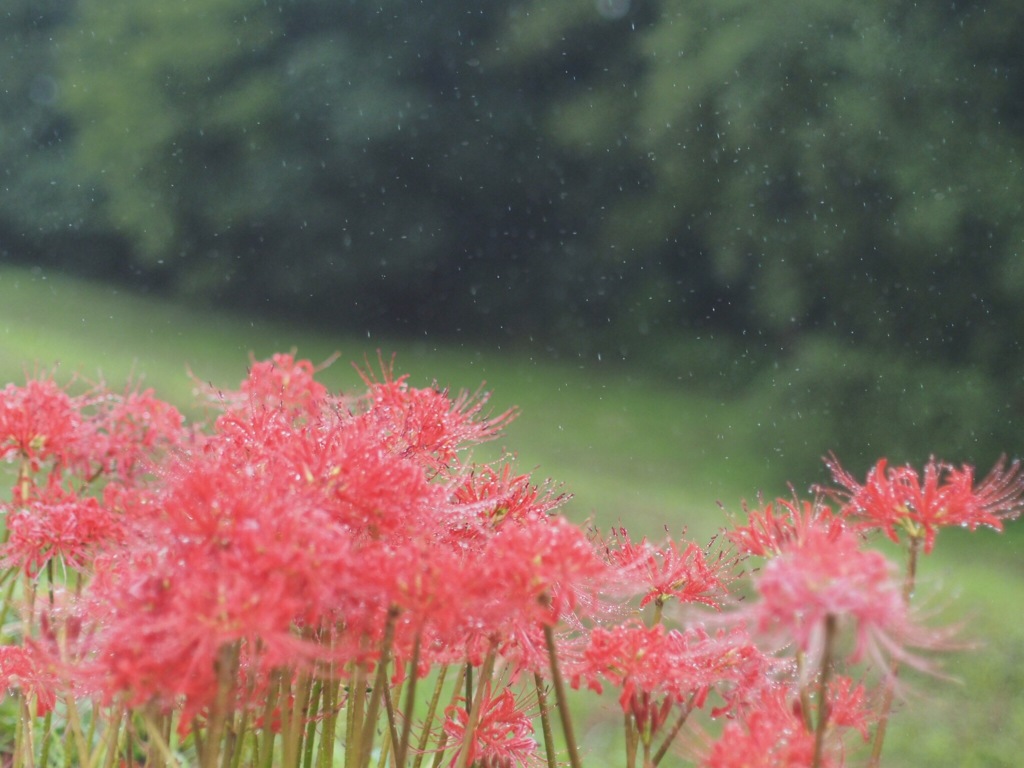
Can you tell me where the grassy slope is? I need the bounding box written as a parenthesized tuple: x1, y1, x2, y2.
(0, 265, 1020, 766)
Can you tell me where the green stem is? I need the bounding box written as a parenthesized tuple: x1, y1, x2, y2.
(533, 672, 558, 768)
(394, 634, 422, 768)
(318, 673, 343, 768)
(360, 608, 400, 768)
(382, 674, 402, 766)
(651, 598, 664, 628)
(204, 641, 240, 768)
(452, 642, 498, 768)
(98, 708, 126, 768)
(64, 692, 92, 766)
(795, 650, 814, 732)
(284, 670, 314, 768)
(427, 665, 467, 768)
(652, 695, 695, 766)
(0, 567, 18, 631)
(867, 535, 921, 768)
(624, 711, 637, 768)
(414, 665, 455, 768)
(141, 712, 185, 768)
(259, 671, 283, 768)
(302, 680, 324, 768)
(543, 622, 582, 768)
(811, 615, 838, 768)
(345, 664, 367, 768)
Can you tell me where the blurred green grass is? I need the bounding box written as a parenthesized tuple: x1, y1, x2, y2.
(0, 264, 1020, 766)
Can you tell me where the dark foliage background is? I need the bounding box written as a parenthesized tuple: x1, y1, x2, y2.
(2, 0, 1022, 467)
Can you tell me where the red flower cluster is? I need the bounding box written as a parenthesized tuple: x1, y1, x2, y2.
(444, 687, 539, 768)
(604, 529, 733, 610)
(751, 516, 908, 670)
(0, 357, 1016, 768)
(78, 355, 602, 726)
(0, 376, 183, 578)
(824, 454, 1024, 553)
(703, 679, 870, 768)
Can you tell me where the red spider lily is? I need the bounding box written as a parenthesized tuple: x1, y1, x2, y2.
(823, 455, 1024, 553)
(443, 687, 540, 768)
(81, 354, 598, 724)
(752, 520, 918, 672)
(823, 676, 873, 742)
(704, 677, 872, 768)
(0, 642, 59, 716)
(357, 356, 515, 471)
(703, 687, 824, 768)
(727, 495, 845, 558)
(570, 622, 771, 718)
(309, 418, 448, 539)
(449, 463, 567, 529)
(0, 377, 82, 472)
(2, 482, 125, 576)
(240, 352, 331, 416)
(470, 516, 606, 634)
(82, 411, 354, 717)
(2, 353, 998, 768)
(604, 529, 732, 610)
(84, 384, 184, 481)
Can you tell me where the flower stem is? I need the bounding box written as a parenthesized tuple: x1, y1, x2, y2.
(652, 695, 695, 766)
(534, 671, 559, 768)
(203, 641, 240, 768)
(382, 673, 402, 766)
(452, 641, 498, 768)
(624, 711, 638, 768)
(360, 607, 400, 768)
(543, 622, 582, 768)
(412, 664, 450, 768)
(867, 535, 921, 768)
(346, 663, 368, 768)
(812, 614, 838, 768)
(141, 711, 185, 768)
(284, 669, 314, 768)
(260, 671, 283, 768)
(318, 673, 344, 768)
(394, 634, 422, 768)
(302, 680, 323, 768)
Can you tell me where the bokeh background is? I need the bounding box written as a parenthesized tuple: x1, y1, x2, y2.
(2, 1, 1023, 763)
(5, 0, 1024, 472)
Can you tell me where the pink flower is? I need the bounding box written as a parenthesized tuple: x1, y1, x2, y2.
(443, 687, 539, 768)
(703, 687, 821, 768)
(727, 495, 844, 558)
(469, 516, 605, 634)
(569, 622, 771, 720)
(752, 520, 912, 671)
(824, 455, 1024, 553)
(0, 377, 81, 472)
(702, 678, 872, 768)
(85, 384, 184, 480)
(604, 529, 732, 610)
(0, 642, 58, 716)
(239, 352, 331, 416)
(450, 464, 566, 529)
(358, 356, 515, 471)
(2, 483, 125, 575)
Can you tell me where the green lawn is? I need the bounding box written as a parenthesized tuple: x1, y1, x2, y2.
(0, 264, 1020, 766)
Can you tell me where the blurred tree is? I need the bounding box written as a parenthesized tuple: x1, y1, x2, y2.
(40, 0, 1024, 461)
(497, 0, 1024, 373)
(59, 0, 282, 282)
(0, 0, 121, 272)
(56, 0, 592, 338)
